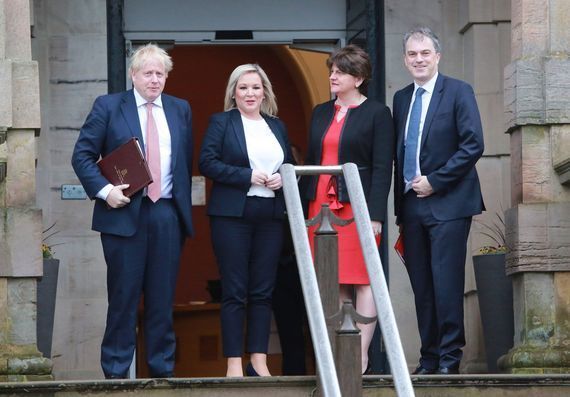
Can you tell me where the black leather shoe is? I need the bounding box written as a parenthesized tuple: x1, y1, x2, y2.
(412, 365, 436, 375)
(437, 367, 459, 375)
(245, 362, 260, 377)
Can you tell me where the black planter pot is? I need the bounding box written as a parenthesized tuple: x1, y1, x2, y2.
(37, 258, 60, 358)
(473, 253, 513, 373)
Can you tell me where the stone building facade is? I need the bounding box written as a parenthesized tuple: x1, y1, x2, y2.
(1, 0, 568, 380)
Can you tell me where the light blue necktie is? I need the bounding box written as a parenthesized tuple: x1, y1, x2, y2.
(404, 87, 425, 182)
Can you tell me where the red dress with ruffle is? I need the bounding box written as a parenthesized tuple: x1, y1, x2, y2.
(308, 105, 371, 285)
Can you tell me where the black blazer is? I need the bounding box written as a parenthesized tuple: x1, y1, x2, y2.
(302, 99, 394, 222)
(72, 90, 194, 237)
(392, 74, 485, 223)
(199, 109, 293, 219)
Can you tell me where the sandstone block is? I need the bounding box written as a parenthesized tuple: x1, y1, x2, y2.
(500, 271, 570, 373)
(8, 279, 36, 345)
(550, 0, 570, 53)
(505, 58, 570, 130)
(4, 0, 32, 60)
(11, 61, 40, 129)
(5, 130, 37, 206)
(0, 61, 13, 128)
(0, 207, 42, 277)
(551, 125, 570, 185)
(504, 59, 545, 131)
(544, 57, 570, 124)
(511, 1, 548, 59)
(506, 202, 570, 274)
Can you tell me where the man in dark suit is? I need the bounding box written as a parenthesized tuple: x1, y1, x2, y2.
(72, 44, 193, 379)
(393, 27, 485, 375)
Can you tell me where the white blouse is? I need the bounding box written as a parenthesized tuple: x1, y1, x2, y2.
(241, 115, 284, 197)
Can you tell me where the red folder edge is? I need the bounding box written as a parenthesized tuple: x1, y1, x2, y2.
(394, 232, 405, 265)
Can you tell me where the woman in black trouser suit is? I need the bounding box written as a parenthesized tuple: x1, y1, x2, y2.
(199, 63, 292, 377)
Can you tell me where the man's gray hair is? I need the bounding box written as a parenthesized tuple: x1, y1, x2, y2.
(403, 27, 442, 54)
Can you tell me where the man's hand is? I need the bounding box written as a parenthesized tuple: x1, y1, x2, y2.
(251, 169, 269, 186)
(412, 176, 433, 198)
(371, 221, 383, 236)
(265, 173, 282, 190)
(106, 184, 131, 208)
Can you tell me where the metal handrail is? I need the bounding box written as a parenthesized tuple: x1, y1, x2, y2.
(280, 164, 341, 397)
(342, 163, 415, 397)
(279, 163, 415, 397)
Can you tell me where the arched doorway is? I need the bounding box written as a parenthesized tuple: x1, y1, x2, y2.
(137, 44, 329, 377)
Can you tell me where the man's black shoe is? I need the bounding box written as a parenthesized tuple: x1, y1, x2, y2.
(437, 367, 459, 375)
(412, 365, 436, 375)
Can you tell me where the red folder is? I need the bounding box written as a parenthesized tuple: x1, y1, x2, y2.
(394, 232, 405, 264)
(96, 138, 153, 198)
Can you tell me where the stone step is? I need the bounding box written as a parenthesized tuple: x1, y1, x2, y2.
(1, 374, 570, 396)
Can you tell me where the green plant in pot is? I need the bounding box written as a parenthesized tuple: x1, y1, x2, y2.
(42, 222, 62, 259)
(476, 212, 507, 255)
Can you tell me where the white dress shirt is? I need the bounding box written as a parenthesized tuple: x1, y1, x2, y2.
(404, 72, 438, 192)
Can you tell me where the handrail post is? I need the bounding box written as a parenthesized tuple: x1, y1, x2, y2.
(342, 163, 415, 397)
(280, 164, 341, 397)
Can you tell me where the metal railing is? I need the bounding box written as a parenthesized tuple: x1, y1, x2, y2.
(280, 163, 415, 397)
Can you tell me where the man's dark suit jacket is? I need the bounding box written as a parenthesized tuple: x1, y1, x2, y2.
(72, 89, 194, 237)
(198, 108, 292, 219)
(393, 74, 485, 223)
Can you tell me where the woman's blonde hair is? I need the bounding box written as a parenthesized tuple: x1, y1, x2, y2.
(223, 64, 278, 116)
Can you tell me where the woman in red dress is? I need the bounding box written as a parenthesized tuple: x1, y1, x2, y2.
(303, 45, 394, 373)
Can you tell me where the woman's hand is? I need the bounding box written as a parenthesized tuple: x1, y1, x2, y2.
(265, 173, 282, 190)
(251, 169, 268, 186)
(371, 221, 382, 236)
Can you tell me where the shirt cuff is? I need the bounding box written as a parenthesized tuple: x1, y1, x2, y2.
(96, 184, 114, 201)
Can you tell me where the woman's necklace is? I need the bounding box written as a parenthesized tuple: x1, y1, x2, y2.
(335, 94, 365, 120)
(336, 94, 365, 108)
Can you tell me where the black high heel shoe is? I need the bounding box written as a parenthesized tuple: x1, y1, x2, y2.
(245, 362, 260, 377)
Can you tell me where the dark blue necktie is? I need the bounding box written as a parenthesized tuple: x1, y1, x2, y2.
(404, 87, 425, 182)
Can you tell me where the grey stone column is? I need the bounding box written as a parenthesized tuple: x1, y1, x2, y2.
(0, 0, 52, 381)
(500, 0, 570, 374)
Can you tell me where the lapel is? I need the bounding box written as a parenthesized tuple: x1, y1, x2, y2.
(420, 74, 444, 150)
(230, 109, 249, 158)
(120, 90, 144, 149)
(162, 94, 180, 170)
(396, 84, 414, 164)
